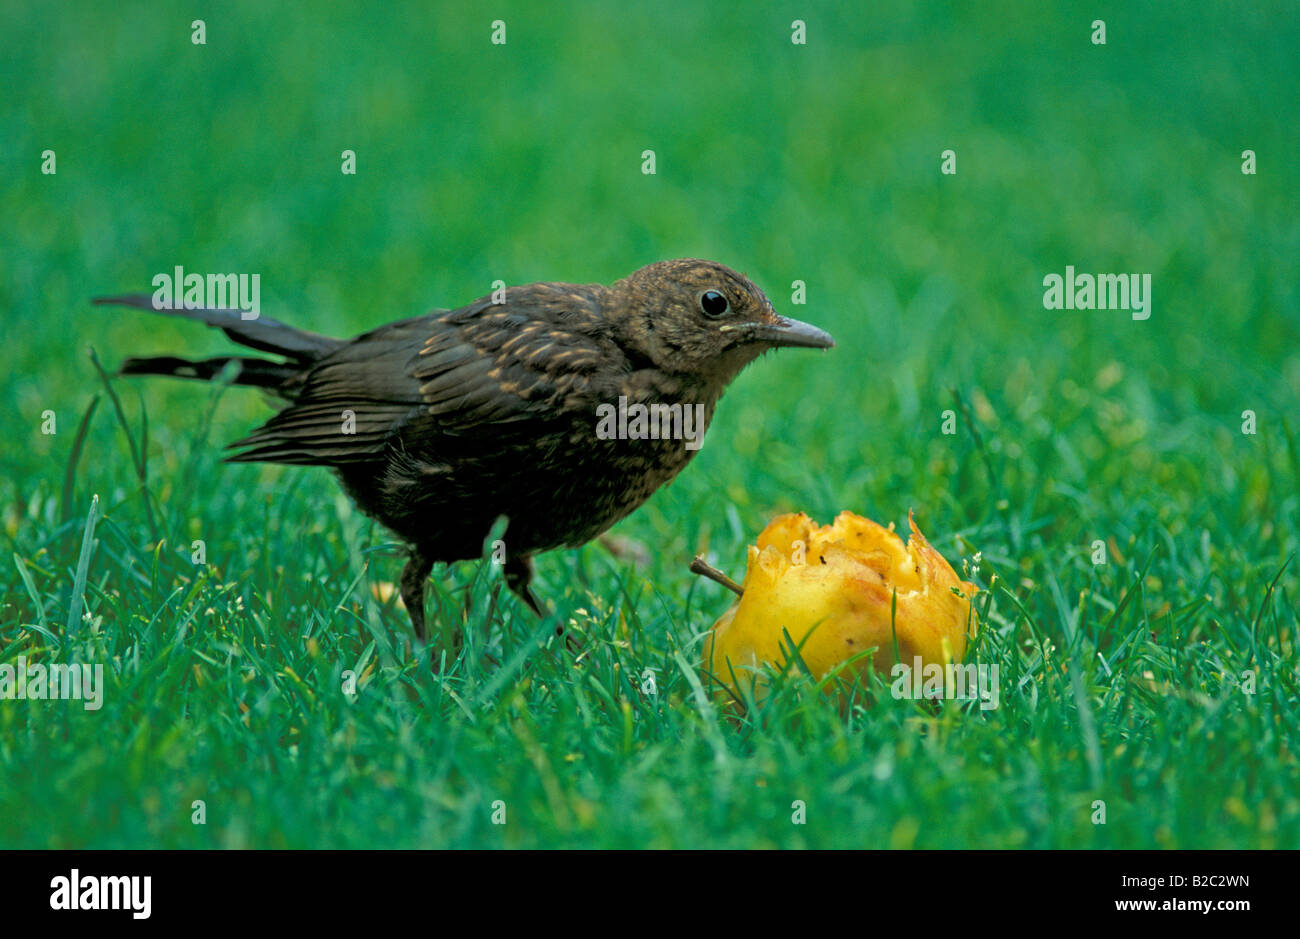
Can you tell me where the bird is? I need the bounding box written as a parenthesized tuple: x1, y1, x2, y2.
(95, 259, 834, 646)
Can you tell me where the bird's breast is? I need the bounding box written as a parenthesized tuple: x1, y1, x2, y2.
(512, 387, 718, 550)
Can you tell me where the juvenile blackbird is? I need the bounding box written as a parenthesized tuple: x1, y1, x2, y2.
(95, 259, 834, 641)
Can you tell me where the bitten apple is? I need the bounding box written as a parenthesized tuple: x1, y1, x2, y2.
(702, 511, 978, 701)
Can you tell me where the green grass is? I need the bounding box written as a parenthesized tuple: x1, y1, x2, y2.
(2, 1, 1298, 848)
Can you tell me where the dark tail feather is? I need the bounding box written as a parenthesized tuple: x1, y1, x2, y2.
(119, 355, 301, 390)
(93, 293, 341, 361)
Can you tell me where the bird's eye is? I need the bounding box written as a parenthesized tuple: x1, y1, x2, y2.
(699, 289, 730, 317)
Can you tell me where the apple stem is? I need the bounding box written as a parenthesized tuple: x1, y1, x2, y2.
(689, 556, 744, 596)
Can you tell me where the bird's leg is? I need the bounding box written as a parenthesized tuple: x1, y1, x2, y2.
(503, 553, 545, 618)
(400, 548, 434, 641)
(504, 554, 582, 654)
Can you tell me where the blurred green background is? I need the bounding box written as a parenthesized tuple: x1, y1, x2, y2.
(1, 2, 1297, 848)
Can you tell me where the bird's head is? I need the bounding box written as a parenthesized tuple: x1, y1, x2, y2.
(608, 259, 834, 388)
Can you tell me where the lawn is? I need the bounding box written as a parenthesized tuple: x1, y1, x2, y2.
(1, 1, 1297, 848)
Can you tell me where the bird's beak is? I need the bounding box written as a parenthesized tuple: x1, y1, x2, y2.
(752, 316, 835, 350)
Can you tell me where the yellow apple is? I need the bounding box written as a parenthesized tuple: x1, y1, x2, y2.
(702, 511, 978, 703)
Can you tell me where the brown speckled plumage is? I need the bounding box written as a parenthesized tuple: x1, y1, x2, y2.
(96, 259, 834, 644)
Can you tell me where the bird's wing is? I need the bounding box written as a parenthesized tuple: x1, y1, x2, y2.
(412, 302, 614, 431)
(226, 298, 621, 466)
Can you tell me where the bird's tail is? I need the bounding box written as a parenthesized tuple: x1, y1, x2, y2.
(117, 354, 301, 388)
(93, 293, 344, 391)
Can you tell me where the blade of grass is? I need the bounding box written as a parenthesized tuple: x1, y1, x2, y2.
(67, 494, 100, 637)
(14, 553, 57, 644)
(61, 393, 99, 522)
(88, 347, 158, 540)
